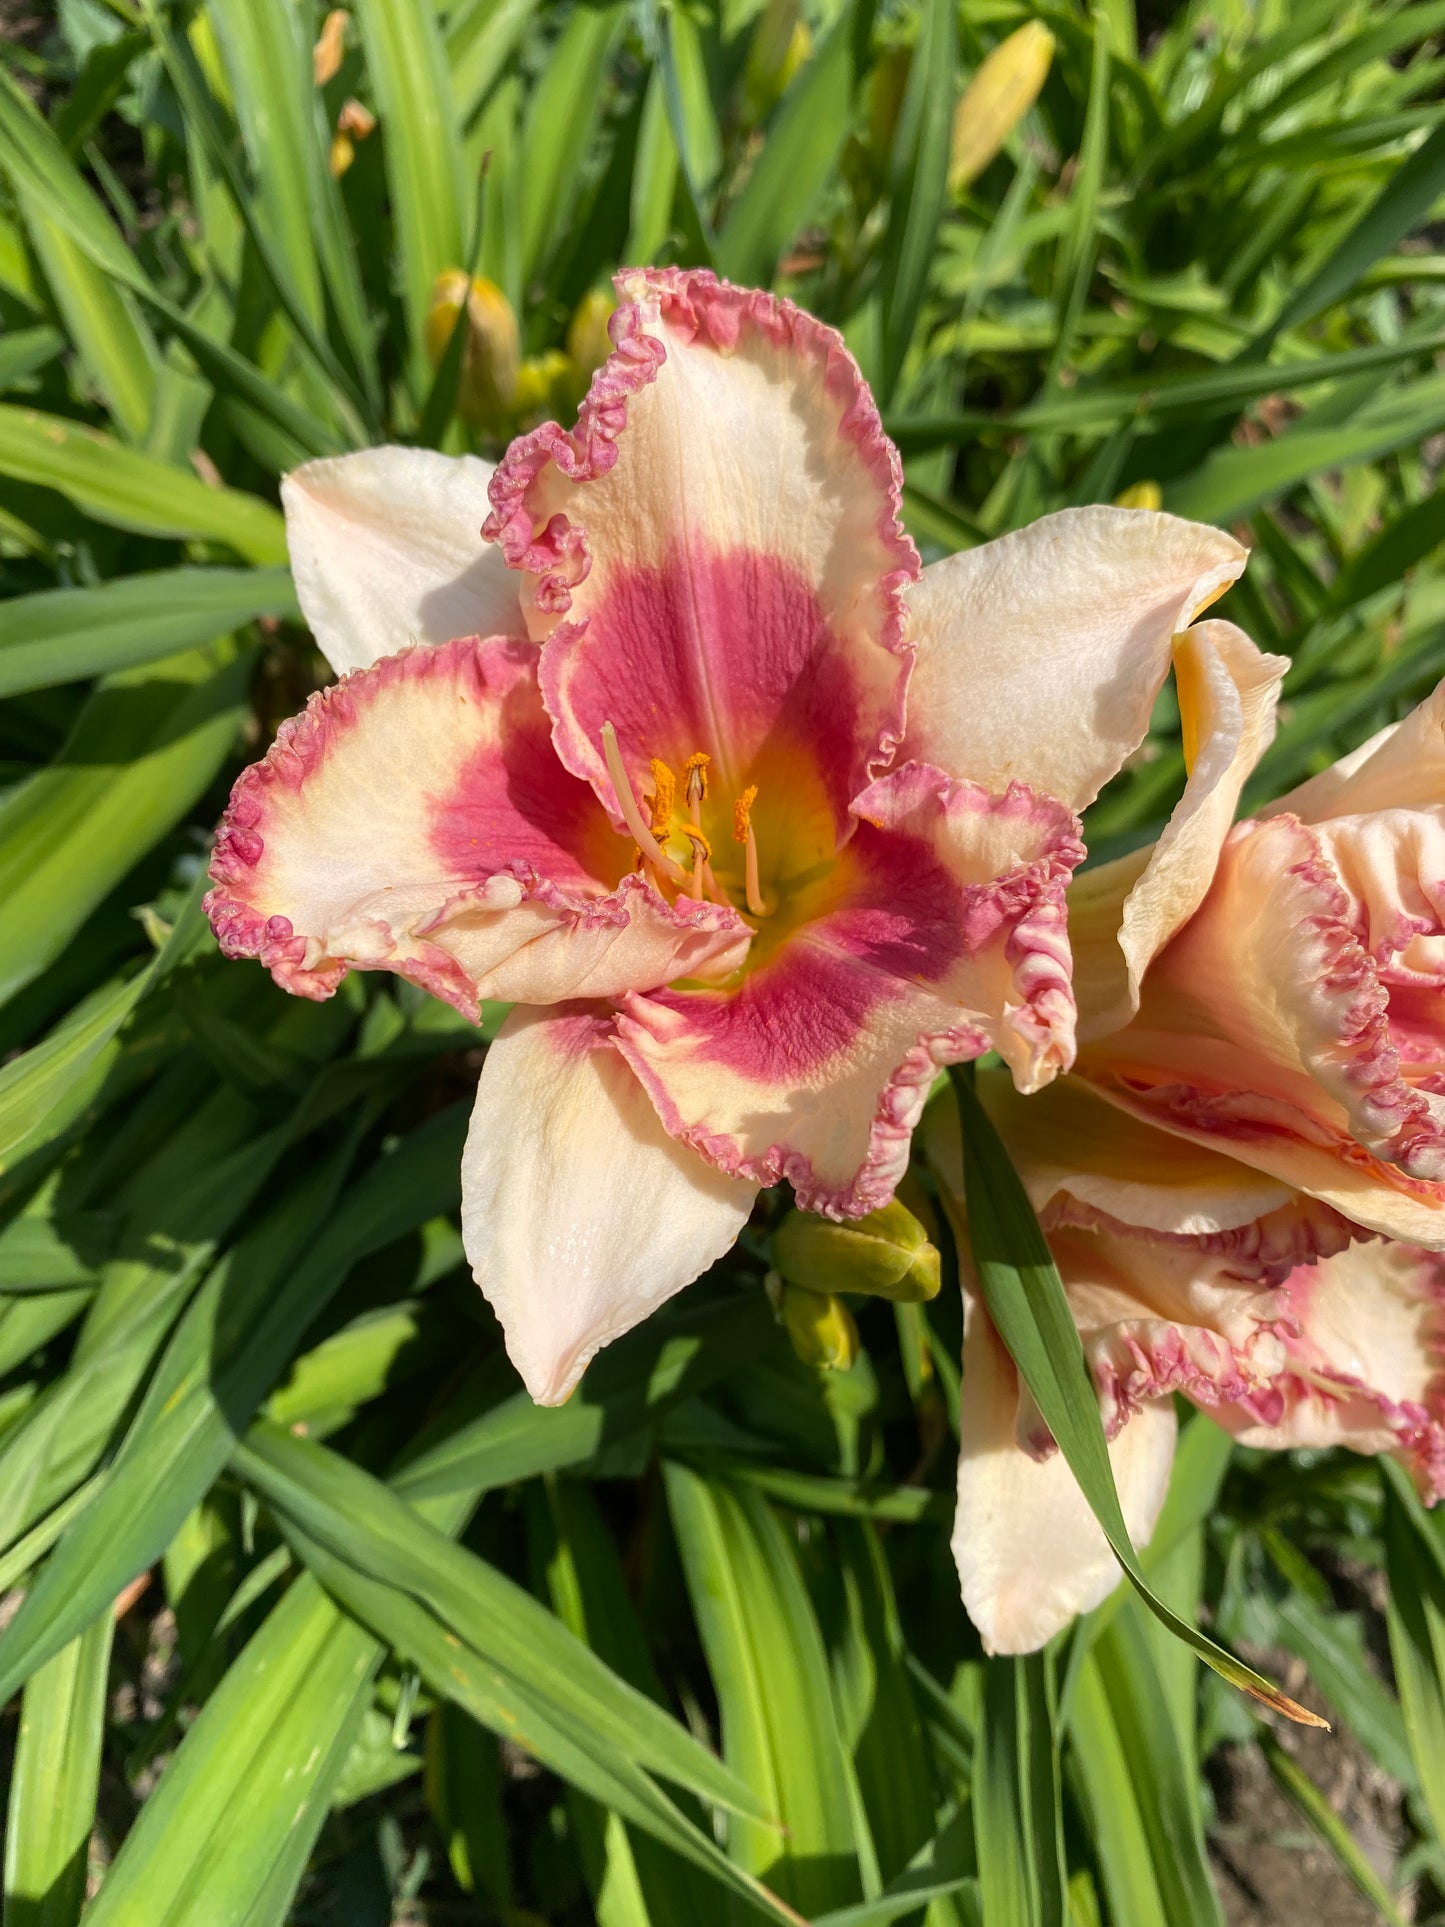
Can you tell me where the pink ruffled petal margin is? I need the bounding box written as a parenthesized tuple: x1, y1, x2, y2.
(482, 266, 919, 660)
(1115, 815, 1445, 1184)
(205, 637, 749, 1020)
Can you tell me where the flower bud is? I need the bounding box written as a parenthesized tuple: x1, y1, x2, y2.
(565, 288, 615, 398)
(513, 349, 572, 425)
(423, 271, 521, 431)
(744, 0, 812, 122)
(948, 21, 1054, 196)
(775, 1277, 860, 1370)
(1114, 480, 1163, 511)
(866, 43, 912, 173)
(771, 1197, 941, 1303)
(313, 8, 348, 87)
(329, 96, 375, 179)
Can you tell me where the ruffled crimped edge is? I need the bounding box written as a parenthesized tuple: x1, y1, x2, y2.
(1237, 1365, 1445, 1502)
(204, 637, 748, 1019)
(1089, 1316, 1289, 1443)
(1263, 816, 1445, 1181)
(1039, 1191, 1360, 1288)
(619, 778, 1085, 1220)
(480, 267, 921, 738)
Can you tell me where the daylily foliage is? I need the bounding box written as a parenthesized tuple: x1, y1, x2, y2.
(207, 266, 1445, 1652)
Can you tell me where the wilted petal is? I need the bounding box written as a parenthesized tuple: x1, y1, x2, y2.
(900, 507, 1246, 813)
(486, 266, 917, 840)
(1219, 1240, 1445, 1499)
(283, 447, 526, 674)
(461, 1005, 758, 1404)
(615, 767, 1082, 1218)
(205, 637, 750, 1017)
(1070, 619, 1287, 1038)
(953, 1308, 1177, 1654)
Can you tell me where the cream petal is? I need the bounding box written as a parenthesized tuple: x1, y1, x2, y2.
(1271, 676, 1445, 824)
(205, 637, 749, 1017)
(283, 447, 526, 675)
(1219, 1240, 1445, 1498)
(953, 1308, 1177, 1654)
(461, 1006, 758, 1405)
(1076, 810, 1445, 1240)
(964, 1064, 1303, 1238)
(1070, 619, 1287, 1039)
(487, 267, 917, 834)
(900, 507, 1246, 812)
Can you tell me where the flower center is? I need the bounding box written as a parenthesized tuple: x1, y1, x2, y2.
(601, 722, 768, 918)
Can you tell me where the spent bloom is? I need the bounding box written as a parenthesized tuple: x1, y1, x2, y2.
(206, 266, 1256, 1408)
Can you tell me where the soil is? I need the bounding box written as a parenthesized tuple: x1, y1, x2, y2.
(1208, 1711, 1413, 1925)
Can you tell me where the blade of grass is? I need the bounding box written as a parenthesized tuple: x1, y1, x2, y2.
(0, 568, 298, 700)
(0, 406, 286, 563)
(2, 1606, 113, 1927)
(949, 1068, 1323, 1725)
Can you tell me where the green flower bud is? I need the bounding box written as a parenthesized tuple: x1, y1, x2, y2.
(565, 287, 616, 396)
(776, 1277, 860, 1370)
(771, 1197, 941, 1303)
(743, 0, 812, 123)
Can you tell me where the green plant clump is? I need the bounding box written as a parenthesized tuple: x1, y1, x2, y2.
(0, 0, 1443, 1920)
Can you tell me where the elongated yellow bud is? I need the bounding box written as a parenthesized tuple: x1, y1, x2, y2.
(313, 8, 348, 86)
(949, 21, 1054, 196)
(424, 272, 522, 431)
(772, 1197, 941, 1303)
(565, 288, 615, 398)
(744, 0, 812, 121)
(513, 350, 571, 425)
(1114, 480, 1163, 510)
(775, 1278, 860, 1370)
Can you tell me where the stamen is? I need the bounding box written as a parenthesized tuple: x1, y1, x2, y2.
(648, 758, 676, 838)
(733, 785, 767, 917)
(601, 723, 688, 886)
(684, 752, 710, 808)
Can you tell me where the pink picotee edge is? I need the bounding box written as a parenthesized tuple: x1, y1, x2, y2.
(482, 265, 920, 789)
(203, 636, 749, 1018)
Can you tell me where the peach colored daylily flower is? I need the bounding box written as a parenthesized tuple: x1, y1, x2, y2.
(206, 266, 1254, 1407)
(1072, 678, 1445, 1245)
(926, 1071, 1445, 1653)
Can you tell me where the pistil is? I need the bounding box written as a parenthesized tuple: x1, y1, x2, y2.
(601, 723, 689, 886)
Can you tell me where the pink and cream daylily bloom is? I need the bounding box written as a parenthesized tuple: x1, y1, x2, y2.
(1072, 678, 1445, 1247)
(926, 1071, 1444, 1652)
(206, 266, 1253, 1407)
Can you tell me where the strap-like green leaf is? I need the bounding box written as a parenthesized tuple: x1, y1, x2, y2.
(949, 1068, 1324, 1727)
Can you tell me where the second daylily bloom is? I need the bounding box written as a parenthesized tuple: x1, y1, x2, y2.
(1073, 678, 1445, 1245)
(207, 266, 1252, 1407)
(926, 1071, 1445, 1652)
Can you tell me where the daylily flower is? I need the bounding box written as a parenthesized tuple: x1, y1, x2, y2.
(206, 265, 1253, 1407)
(1072, 677, 1445, 1246)
(925, 1070, 1445, 1652)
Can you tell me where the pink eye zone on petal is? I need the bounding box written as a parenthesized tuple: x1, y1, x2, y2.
(205, 636, 751, 1016)
(542, 543, 869, 872)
